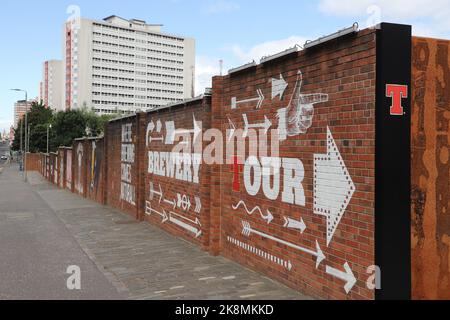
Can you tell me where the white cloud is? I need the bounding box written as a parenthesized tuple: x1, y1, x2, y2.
(231, 36, 308, 64)
(205, 0, 240, 14)
(318, 0, 450, 36)
(195, 56, 226, 96)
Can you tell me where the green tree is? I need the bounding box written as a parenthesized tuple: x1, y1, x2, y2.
(11, 103, 117, 153)
(52, 109, 88, 148)
(11, 101, 53, 152)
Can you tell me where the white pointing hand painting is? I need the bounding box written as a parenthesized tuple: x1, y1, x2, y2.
(277, 70, 329, 141)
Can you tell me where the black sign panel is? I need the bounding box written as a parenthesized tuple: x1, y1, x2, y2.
(375, 23, 412, 300)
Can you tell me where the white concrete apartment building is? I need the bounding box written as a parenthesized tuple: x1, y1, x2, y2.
(63, 15, 196, 115)
(40, 60, 64, 111)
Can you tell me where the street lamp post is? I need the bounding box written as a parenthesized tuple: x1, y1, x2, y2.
(47, 124, 52, 154)
(11, 89, 28, 182)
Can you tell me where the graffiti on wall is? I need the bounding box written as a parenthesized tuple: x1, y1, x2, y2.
(146, 115, 203, 239)
(75, 143, 84, 194)
(54, 157, 58, 185)
(59, 153, 65, 188)
(66, 150, 72, 189)
(228, 69, 357, 294)
(90, 141, 102, 194)
(120, 124, 136, 206)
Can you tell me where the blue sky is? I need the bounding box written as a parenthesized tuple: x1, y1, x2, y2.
(1, 0, 450, 133)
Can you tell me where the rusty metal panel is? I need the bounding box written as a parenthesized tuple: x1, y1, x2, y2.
(412, 37, 450, 300)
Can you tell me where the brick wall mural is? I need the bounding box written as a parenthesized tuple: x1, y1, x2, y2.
(213, 28, 376, 300)
(59, 149, 65, 189)
(33, 23, 450, 300)
(74, 140, 85, 196)
(106, 116, 140, 218)
(144, 98, 211, 248)
(66, 149, 72, 191)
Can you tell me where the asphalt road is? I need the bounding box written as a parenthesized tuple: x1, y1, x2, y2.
(0, 141, 9, 166)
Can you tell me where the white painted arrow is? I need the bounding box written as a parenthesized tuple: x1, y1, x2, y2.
(194, 196, 202, 214)
(165, 115, 202, 145)
(314, 126, 355, 246)
(146, 120, 164, 146)
(242, 114, 272, 138)
(177, 194, 192, 212)
(272, 74, 288, 100)
(169, 215, 202, 238)
(283, 217, 306, 233)
(231, 89, 265, 109)
(326, 262, 357, 294)
(170, 211, 202, 228)
(149, 182, 163, 203)
(145, 201, 169, 223)
(241, 221, 325, 268)
(233, 201, 274, 224)
(163, 198, 177, 210)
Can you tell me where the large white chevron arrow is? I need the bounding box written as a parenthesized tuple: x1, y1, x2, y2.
(165, 115, 202, 145)
(242, 221, 325, 268)
(283, 217, 306, 233)
(231, 89, 265, 109)
(314, 127, 355, 246)
(243, 114, 272, 138)
(326, 262, 357, 294)
(272, 74, 288, 100)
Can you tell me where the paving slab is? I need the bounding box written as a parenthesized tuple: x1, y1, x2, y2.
(2, 165, 311, 300)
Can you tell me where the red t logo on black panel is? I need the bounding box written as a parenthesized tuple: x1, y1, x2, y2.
(386, 84, 408, 116)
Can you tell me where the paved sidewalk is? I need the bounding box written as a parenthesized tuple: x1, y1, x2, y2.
(2, 164, 309, 300)
(0, 165, 123, 300)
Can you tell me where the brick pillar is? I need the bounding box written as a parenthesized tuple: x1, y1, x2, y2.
(70, 146, 75, 194)
(135, 112, 147, 221)
(209, 76, 224, 256)
(83, 139, 88, 198)
(103, 123, 110, 206)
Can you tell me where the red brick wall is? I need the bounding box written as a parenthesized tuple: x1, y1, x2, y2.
(144, 98, 212, 249)
(105, 116, 140, 218)
(58, 148, 66, 189)
(25, 153, 40, 171)
(212, 28, 376, 300)
(50, 153, 59, 186)
(45, 154, 50, 180)
(66, 148, 73, 191)
(34, 27, 383, 300)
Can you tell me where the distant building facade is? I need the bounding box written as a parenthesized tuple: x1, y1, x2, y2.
(40, 60, 64, 111)
(13, 100, 35, 127)
(62, 15, 196, 115)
